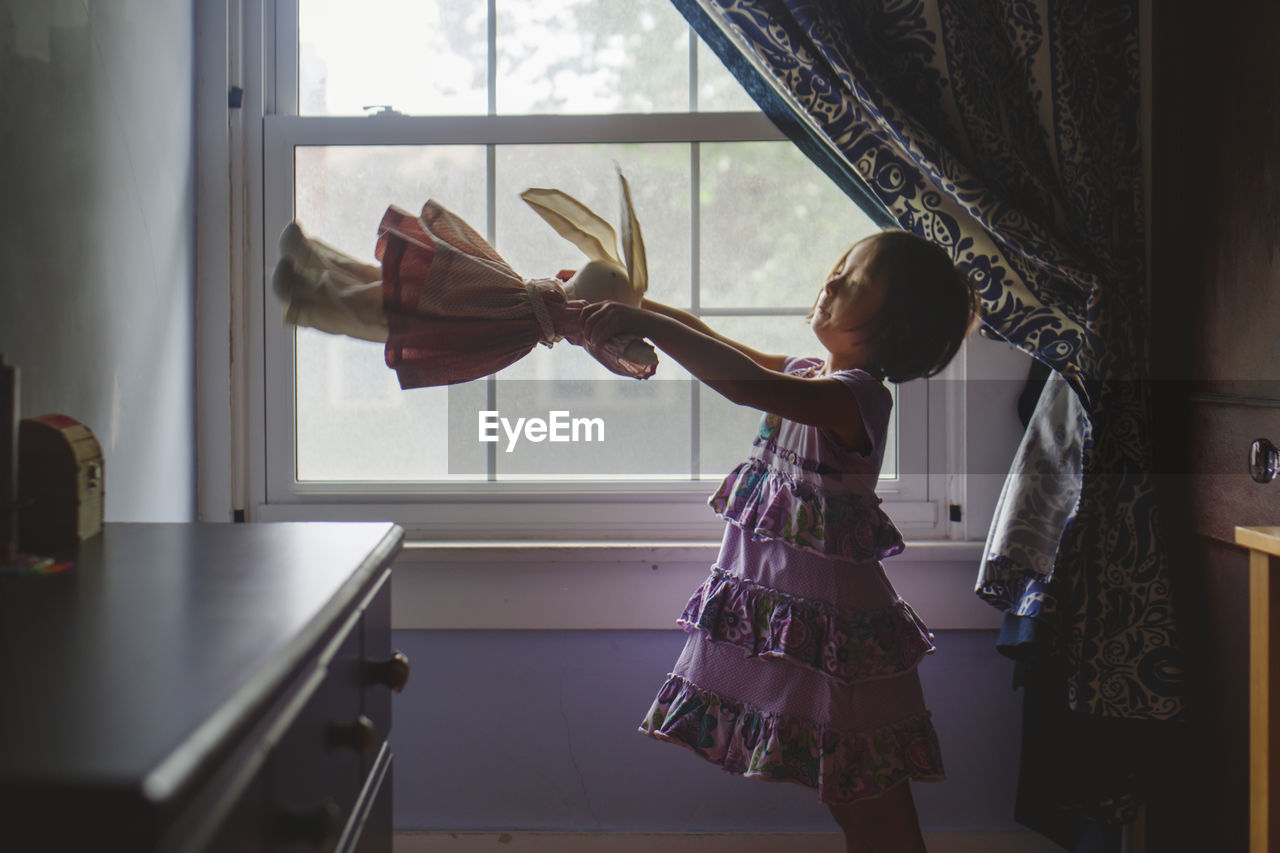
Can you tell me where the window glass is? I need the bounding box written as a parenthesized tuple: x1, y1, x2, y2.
(300, 0, 488, 116)
(294, 145, 488, 482)
(494, 143, 691, 307)
(495, 0, 689, 115)
(300, 0, 700, 117)
(294, 144, 489, 256)
(482, 368, 695, 481)
(698, 142, 881, 308)
(697, 40, 758, 111)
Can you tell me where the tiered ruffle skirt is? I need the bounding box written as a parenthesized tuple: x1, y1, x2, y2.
(639, 521, 945, 803)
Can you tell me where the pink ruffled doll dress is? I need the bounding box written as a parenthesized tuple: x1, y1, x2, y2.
(639, 357, 945, 803)
(377, 203, 657, 388)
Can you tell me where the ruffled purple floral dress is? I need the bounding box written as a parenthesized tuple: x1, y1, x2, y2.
(639, 357, 945, 803)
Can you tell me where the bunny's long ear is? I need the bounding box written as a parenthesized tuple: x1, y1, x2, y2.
(618, 169, 648, 297)
(520, 188, 621, 266)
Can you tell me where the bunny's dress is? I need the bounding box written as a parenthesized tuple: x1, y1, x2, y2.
(640, 358, 945, 803)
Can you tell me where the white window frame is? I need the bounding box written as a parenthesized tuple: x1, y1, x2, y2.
(203, 0, 988, 544)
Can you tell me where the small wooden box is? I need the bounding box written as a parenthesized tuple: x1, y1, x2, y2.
(18, 414, 104, 551)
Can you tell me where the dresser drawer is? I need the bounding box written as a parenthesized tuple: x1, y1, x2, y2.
(359, 575, 400, 777)
(199, 577, 399, 853)
(267, 610, 367, 852)
(352, 749, 393, 853)
(201, 762, 270, 853)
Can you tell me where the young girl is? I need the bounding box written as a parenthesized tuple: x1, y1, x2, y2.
(581, 230, 976, 853)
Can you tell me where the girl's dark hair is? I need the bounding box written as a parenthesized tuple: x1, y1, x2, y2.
(862, 230, 977, 383)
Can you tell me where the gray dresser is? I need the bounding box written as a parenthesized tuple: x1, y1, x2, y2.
(0, 521, 407, 852)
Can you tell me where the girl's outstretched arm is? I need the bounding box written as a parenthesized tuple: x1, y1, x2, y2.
(640, 298, 788, 372)
(582, 301, 870, 452)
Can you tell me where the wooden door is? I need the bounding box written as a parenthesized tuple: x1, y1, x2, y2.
(1150, 3, 1280, 850)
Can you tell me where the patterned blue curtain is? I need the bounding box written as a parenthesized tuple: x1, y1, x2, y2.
(672, 0, 1184, 829)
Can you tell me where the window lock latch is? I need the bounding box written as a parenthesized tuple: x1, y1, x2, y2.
(362, 104, 403, 117)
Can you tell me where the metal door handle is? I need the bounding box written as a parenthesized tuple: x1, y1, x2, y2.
(1251, 438, 1280, 484)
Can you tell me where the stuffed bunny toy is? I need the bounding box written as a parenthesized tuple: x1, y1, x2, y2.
(521, 170, 656, 366)
(274, 169, 658, 387)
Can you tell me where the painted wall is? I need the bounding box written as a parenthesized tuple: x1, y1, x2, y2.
(390, 628, 1024, 833)
(0, 0, 196, 522)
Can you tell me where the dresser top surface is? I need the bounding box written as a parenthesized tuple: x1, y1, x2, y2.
(0, 521, 402, 798)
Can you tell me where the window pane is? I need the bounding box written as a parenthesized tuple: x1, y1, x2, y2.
(494, 143, 691, 307)
(293, 145, 488, 481)
(295, 333, 483, 482)
(699, 142, 880, 308)
(696, 316, 898, 480)
(495, 0, 688, 115)
(475, 376, 695, 480)
(696, 315, 814, 478)
(294, 145, 489, 256)
(696, 40, 758, 112)
(299, 0, 488, 116)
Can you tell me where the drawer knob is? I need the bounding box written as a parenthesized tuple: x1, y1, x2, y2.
(327, 713, 376, 754)
(366, 651, 411, 692)
(272, 797, 341, 847)
(1251, 438, 1280, 484)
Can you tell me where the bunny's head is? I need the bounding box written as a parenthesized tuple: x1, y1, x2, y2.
(521, 169, 648, 307)
(564, 259, 634, 305)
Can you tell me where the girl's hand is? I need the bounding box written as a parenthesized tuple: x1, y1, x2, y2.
(580, 300, 652, 348)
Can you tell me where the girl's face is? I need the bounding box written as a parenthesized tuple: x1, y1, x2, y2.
(810, 238, 888, 368)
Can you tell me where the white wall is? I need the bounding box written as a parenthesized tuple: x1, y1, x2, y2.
(0, 0, 197, 521)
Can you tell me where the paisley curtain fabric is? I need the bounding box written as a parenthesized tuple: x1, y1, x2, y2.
(670, 0, 1183, 731)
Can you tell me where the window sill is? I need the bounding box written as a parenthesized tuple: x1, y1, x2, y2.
(397, 537, 983, 562)
(390, 539, 1000, 631)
